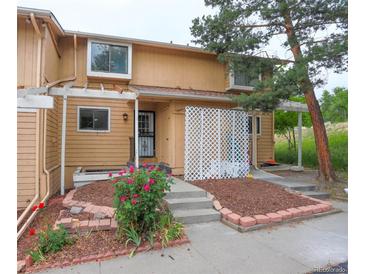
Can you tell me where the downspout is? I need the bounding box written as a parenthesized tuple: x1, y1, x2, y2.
(17, 13, 42, 232)
(17, 110, 40, 235)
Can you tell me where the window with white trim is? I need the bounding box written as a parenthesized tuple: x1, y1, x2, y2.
(87, 40, 132, 79)
(78, 107, 110, 132)
(248, 116, 261, 135)
(233, 69, 261, 87)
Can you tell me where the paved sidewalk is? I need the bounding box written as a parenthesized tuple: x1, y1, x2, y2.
(38, 201, 347, 274)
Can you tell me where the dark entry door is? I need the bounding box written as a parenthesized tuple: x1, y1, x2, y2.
(138, 111, 155, 157)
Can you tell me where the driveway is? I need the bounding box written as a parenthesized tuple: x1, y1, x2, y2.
(38, 200, 347, 274)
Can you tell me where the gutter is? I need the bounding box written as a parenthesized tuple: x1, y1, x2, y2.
(128, 87, 233, 103)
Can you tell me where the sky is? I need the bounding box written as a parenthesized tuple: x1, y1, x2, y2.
(17, 0, 347, 97)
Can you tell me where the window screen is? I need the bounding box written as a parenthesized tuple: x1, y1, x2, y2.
(248, 116, 261, 134)
(234, 70, 260, 87)
(91, 42, 128, 74)
(79, 108, 109, 131)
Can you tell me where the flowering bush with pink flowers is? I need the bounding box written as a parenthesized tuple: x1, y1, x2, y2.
(112, 165, 173, 237)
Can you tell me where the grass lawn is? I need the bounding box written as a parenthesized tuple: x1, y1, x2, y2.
(275, 131, 348, 174)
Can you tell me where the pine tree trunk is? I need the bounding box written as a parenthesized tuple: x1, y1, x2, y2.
(281, 5, 337, 184)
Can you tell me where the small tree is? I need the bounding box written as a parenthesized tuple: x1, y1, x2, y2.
(275, 97, 311, 150)
(191, 0, 347, 184)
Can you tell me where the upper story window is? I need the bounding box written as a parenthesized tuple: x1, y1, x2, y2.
(228, 66, 262, 91)
(234, 70, 261, 87)
(87, 40, 132, 79)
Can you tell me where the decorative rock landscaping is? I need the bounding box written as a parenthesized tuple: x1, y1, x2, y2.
(56, 188, 117, 233)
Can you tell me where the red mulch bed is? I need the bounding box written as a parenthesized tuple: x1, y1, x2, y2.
(59, 210, 92, 221)
(17, 196, 64, 260)
(72, 181, 114, 207)
(18, 188, 187, 270)
(191, 178, 320, 216)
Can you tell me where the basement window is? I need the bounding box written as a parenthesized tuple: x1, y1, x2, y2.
(77, 107, 110, 132)
(87, 40, 132, 79)
(248, 116, 261, 135)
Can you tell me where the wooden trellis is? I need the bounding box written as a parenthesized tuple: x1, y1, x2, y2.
(184, 106, 250, 181)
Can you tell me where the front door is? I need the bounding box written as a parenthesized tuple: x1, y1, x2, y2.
(138, 111, 155, 157)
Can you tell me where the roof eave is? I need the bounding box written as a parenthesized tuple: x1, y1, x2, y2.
(17, 6, 65, 36)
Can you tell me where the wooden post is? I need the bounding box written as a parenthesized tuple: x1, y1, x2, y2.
(252, 114, 258, 168)
(134, 98, 139, 168)
(297, 112, 303, 168)
(60, 95, 67, 195)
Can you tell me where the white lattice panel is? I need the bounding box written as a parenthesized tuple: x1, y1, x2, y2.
(184, 106, 250, 181)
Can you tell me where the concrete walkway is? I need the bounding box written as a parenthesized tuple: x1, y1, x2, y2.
(252, 169, 330, 199)
(38, 201, 347, 274)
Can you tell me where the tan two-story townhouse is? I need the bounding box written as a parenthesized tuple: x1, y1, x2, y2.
(17, 6, 286, 222)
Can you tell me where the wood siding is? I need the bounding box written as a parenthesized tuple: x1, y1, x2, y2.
(131, 45, 226, 92)
(17, 111, 38, 209)
(58, 37, 227, 92)
(17, 17, 39, 88)
(256, 112, 275, 163)
(62, 97, 134, 188)
(47, 97, 61, 195)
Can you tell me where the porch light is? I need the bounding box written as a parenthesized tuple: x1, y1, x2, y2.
(122, 113, 128, 121)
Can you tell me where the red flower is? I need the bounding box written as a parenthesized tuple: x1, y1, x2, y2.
(131, 199, 137, 205)
(148, 178, 155, 184)
(32, 205, 38, 212)
(129, 166, 135, 173)
(127, 178, 134, 184)
(133, 194, 139, 198)
(112, 179, 118, 184)
(108, 172, 113, 177)
(143, 184, 151, 192)
(142, 162, 148, 168)
(38, 202, 45, 209)
(156, 167, 162, 171)
(118, 169, 126, 176)
(29, 228, 36, 236)
(120, 196, 127, 202)
(148, 165, 155, 171)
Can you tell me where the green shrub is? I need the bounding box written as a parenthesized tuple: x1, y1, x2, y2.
(158, 212, 184, 247)
(29, 225, 73, 262)
(112, 165, 174, 237)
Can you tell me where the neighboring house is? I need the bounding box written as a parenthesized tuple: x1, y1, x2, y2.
(17, 7, 277, 211)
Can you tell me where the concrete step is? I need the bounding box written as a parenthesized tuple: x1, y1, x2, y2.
(166, 197, 213, 210)
(301, 191, 330, 200)
(172, 208, 221, 224)
(290, 184, 317, 192)
(165, 190, 206, 199)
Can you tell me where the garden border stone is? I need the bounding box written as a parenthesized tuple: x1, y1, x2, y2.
(212, 189, 340, 233)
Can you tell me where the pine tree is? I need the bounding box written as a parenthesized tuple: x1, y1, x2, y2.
(191, 0, 347, 184)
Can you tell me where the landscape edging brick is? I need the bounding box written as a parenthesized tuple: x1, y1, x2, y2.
(214, 192, 339, 233)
